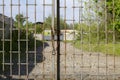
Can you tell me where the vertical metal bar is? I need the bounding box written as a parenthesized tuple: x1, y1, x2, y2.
(105, 0, 108, 79)
(96, 6, 100, 80)
(80, 0, 83, 79)
(34, 0, 37, 66)
(88, 0, 92, 79)
(52, 0, 55, 79)
(78, 1, 82, 79)
(57, 0, 60, 80)
(34, 1, 37, 80)
(2, 0, 5, 74)
(64, 0, 67, 79)
(42, 0, 45, 79)
(18, 0, 21, 77)
(26, 0, 29, 79)
(72, 0, 75, 79)
(10, 0, 13, 77)
(112, 0, 115, 79)
(112, 0, 116, 75)
(52, 0, 55, 35)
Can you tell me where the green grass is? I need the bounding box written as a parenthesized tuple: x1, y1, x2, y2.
(73, 40, 120, 56)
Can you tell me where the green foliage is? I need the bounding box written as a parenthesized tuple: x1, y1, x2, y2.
(33, 24, 43, 34)
(74, 0, 120, 56)
(106, 0, 120, 32)
(74, 23, 110, 43)
(14, 14, 26, 28)
(74, 21, 119, 56)
(92, 0, 120, 40)
(94, 0, 98, 3)
(82, 0, 120, 42)
(44, 16, 69, 30)
(14, 14, 43, 34)
(75, 23, 89, 40)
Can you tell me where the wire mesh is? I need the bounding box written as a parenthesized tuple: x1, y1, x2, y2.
(0, 0, 120, 80)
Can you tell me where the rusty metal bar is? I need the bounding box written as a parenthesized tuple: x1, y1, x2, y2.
(51, 0, 56, 80)
(80, 0, 84, 79)
(88, 0, 92, 79)
(72, 0, 75, 79)
(64, 0, 67, 79)
(112, 0, 116, 76)
(104, 0, 108, 79)
(96, 2, 100, 80)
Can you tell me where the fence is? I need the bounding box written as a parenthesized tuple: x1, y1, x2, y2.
(0, 0, 120, 80)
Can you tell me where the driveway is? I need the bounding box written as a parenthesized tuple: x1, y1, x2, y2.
(29, 41, 120, 80)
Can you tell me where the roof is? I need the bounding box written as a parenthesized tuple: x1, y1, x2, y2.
(0, 13, 14, 25)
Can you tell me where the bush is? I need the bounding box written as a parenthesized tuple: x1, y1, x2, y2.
(0, 29, 42, 73)
(74, 23, 120, 56)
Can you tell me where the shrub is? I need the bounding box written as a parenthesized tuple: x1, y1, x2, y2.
(0, 29, 42, 73)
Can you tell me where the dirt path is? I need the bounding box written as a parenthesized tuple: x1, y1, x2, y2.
(29, 41, 120, 80)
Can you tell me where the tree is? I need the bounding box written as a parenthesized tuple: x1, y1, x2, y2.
(14, 14, 43, 34)
(32, 23, 43, 34)
(92, 0, 120, 40)
(43, 16, 69, 30)
(78, 0, 120, 42)
(14, 14, 26, 29)
(106, 0, 120, 31)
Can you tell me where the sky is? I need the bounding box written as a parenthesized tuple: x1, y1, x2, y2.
(0, 0, 86, 23)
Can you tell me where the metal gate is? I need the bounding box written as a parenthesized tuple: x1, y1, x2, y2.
(0, 0, 120, 80)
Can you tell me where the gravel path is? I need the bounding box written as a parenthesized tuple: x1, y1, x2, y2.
(28, 41, 120, 80)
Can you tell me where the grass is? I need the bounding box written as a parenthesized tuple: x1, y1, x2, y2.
(73, 40, 120, 56)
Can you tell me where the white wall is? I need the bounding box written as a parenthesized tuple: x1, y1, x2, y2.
(34, 30, 77, 41)
(63, 33, 75, 41)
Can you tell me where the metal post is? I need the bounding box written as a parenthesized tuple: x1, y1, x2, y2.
(57, 0, 60, 80)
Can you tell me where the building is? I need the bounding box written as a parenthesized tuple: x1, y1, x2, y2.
(61, 30, 77, 40)
(0, 14, 14, 39)
(34, 30, 77, 41)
